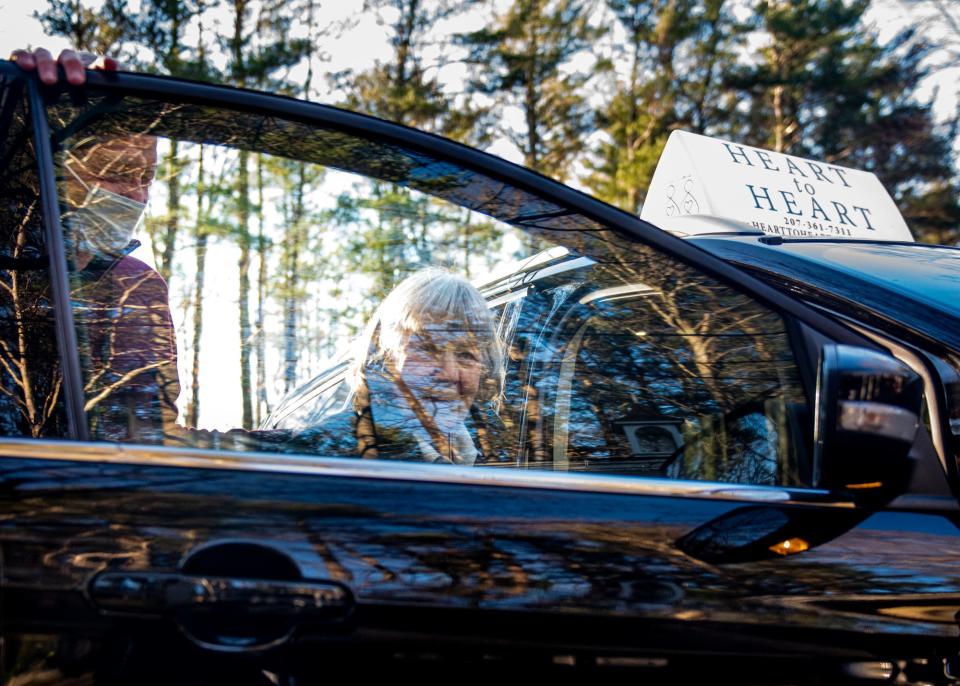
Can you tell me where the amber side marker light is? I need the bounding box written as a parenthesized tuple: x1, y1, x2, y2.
(769, 538, 810, 556)
(846, 481, 883, 490)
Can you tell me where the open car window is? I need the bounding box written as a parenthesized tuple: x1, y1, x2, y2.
(46, 88, 812, 485)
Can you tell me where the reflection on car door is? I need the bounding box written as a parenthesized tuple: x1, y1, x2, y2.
(1, 63, 960, 685)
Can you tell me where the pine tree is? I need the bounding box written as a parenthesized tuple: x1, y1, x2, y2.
(220, 0, 310, 428)
(458, 0, 602, 182)
(35, 0, 134, 56)
(185, 2, 217, 427)
(186, 143, 207, 429)
(585, 0, 744, 213)
(131, 0, 221, 285)
(332, 0, 496, 303)
(727, 0, 960, 243)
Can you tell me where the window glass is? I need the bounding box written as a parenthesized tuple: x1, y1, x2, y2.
(529, 260, 806, 484)
(0, 75, 67, 437)
(48, 91, 809, 485)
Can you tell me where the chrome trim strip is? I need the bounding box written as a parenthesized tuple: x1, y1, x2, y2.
(474, 245, 571, 289)
(517, 256, 595, 286)
(484, 287, 529, 309)
(579, 283, 657, 304)
(0, 437, 852, 506)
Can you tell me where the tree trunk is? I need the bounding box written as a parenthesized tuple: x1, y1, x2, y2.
(12, 214, 38, 433)
(282, 163, 306, 393)
(187, 145, 208, 428)
(255, 154, 268, 424)
(159, 140, 180, 283)
(395, 0, 418, 88)
(238, 150, 254, 429)
(773, 84, 785, 153)
(462, 211, 472, 278)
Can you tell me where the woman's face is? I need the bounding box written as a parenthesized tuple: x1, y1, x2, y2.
(393, 321, 483, 423)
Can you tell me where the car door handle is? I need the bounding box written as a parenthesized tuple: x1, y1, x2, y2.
(88, 571, 353, 619)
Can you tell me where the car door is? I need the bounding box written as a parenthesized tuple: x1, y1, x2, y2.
(2, 62, 959, 685)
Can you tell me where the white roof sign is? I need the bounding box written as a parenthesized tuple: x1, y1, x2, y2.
(640, 131, 913, 242)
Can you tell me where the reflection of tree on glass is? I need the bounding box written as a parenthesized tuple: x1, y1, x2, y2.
(554, 255, 805, 484)
(0, 86, 67, 437)
(59, 133, 181, 441)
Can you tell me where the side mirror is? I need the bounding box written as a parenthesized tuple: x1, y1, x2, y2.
(814, 344, 922, 505)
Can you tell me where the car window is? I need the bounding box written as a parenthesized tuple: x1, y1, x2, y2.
(45, 89, 811, 485)
(528, 261, 806, 484)
(0, 74, 68, 438)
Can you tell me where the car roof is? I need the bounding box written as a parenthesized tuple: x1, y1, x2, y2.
(691, 235, 960, 348)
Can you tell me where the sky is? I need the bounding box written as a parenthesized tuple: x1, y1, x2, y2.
(0, 0, 398, 84)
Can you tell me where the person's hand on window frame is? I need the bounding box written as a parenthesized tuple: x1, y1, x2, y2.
(9, 48, 119, 86)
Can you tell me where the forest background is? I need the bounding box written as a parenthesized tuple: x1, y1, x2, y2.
(5, 0, 959, 242)
(1, 0, 958, 431)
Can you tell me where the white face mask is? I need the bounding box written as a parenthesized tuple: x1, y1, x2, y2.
(64, 162, 146, 258)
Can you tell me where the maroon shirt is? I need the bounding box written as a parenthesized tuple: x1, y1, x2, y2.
(73, 254, 180, 441)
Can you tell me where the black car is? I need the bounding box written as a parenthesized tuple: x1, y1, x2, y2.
(0, 61, 958, 685)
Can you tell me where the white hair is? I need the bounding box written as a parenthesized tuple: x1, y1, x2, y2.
(352, 268, 504, 404)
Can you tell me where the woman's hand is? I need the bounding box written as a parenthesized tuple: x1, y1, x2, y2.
(9, 48, 119, 86)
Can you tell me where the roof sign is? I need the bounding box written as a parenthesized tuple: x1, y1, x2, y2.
(640, 131, 914, 242)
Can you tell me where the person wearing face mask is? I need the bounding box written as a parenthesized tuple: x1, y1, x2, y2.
(62, 137, 153, 262)
(12, 48, 180, 442)
(62, 132, 181, 442)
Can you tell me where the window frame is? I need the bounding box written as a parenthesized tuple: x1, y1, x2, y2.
(0, 61, 895, 505)
(21, 70, 88, 439)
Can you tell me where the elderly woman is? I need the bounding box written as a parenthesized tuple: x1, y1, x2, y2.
(350, 268, 505, 464)
(236, 268, 508, 463)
